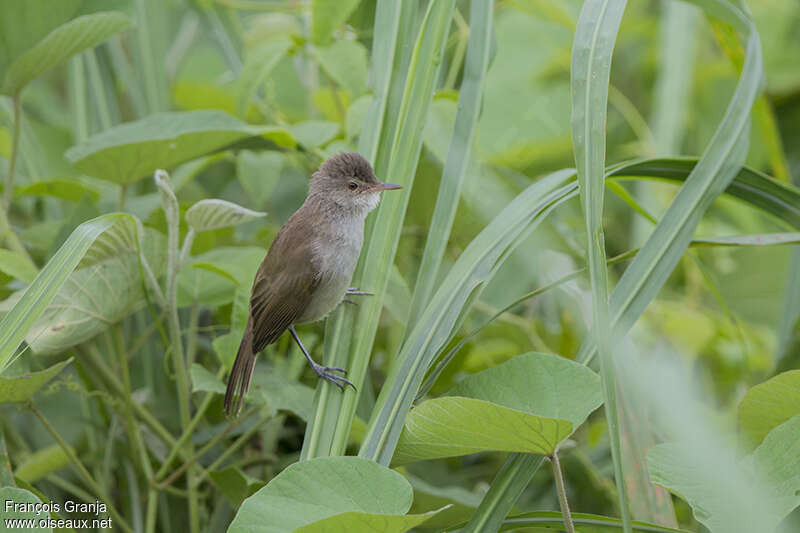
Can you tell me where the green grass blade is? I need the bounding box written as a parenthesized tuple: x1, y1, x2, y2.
(408, 0, 493, 325)
(571, 1, 631, 531)
(577, 0, 763, 365)
(0, 213, 138, 373)
(359, 170, 578, 465)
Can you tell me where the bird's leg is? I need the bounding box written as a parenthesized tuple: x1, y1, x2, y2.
(346, 288, 373, 297)
(288, 325, 355, 391)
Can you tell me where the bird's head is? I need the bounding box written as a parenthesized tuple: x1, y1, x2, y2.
(309, 152, 402, 215)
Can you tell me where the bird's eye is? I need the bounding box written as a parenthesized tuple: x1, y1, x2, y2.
(348, 181, 358, 190)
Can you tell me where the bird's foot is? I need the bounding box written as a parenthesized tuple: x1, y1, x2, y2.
(311, 363, 356, 391)
(346, 288, 373, 296)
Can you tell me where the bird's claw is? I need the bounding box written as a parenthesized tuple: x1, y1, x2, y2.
(312, 364, 356, 391)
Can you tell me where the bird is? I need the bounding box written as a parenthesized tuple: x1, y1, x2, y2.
(224, 152, 402, 416)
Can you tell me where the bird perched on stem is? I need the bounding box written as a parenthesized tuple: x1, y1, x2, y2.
(224, 152, 402, 416)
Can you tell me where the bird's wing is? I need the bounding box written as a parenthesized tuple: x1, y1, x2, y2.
(248, 227, 320, 353)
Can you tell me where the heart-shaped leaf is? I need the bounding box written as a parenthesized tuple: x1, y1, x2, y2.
(228, 456, 439, 533)
(0, 358, 71, 403)
(185, 199, 266, 232)
(65, 111, 295, 184)
(393, 353, 602, 464)
(738, 370, 800, 452)
(1, 12, 130, 96)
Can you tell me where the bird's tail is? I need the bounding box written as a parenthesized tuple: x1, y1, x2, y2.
(224, 322, 256, 417)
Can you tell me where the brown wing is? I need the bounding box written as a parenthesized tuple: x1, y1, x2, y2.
(248, 224, 320, 353)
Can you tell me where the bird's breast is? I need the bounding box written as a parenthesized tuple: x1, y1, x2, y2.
(297, 217, 363, 323)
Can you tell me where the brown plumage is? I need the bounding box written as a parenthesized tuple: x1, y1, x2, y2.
(224, 153, 401, 416)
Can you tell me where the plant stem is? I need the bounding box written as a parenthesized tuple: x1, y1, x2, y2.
(29, 404, 134, 533)
(551, 450, 576, 533)
(3, 96, 21, 210)
(158, 423, 234, 488)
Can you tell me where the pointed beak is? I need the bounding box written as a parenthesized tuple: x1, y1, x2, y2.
(366, 181, 403, 192)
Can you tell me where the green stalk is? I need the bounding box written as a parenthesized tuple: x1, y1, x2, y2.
(30, 404, 134, 533)
(69, 55, 89, 142)
(85, 49, 113, 131)
(408, 0, 494, 326)
(551, 451, 576, 533)
(2, 96, 20, 210)
(571, 1, 631, 530)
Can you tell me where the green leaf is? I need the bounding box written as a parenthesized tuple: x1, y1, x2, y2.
(648, 415, 800, 533)
(0, 358, 71, 403)
(14, 179, 100, 203)
(65, 111, 295, 185)
(209, 466, 264, 508)
(0, 250, 37, 283)
(13, 444, 70, 484)
(393, 353, 601, 464)
(24, 227, 165, 355)
(228, 456, 415, 532)
(311, 0, 362, 45)
(0, 487, 52, 531)
(191, 364, 225, 394)
(737, 370, 800, 452)
(295, 509, 443, 533)
(408, 474, 482, 529)
(185, 199, 266, 233)
(0, 214, 141, 373)
(493, 511, 691, 532)
(236, 150, 284, 208)
(290, 120, 340, 149)
(693, 233, 800, 247)
(0, 433, 12, 486)
(257, 374, 315, 422)
(310, 40, 369, 97)
(237, 39, 292, 116)
(1, 12, 130, 96)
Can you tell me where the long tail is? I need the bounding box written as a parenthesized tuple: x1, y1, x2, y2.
(224, 322, 256, 417)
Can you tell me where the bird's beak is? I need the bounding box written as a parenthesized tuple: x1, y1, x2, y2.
(365, 181, 403, 192)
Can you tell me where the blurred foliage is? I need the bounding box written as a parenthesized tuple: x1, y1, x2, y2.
(0, 0, 799, 532)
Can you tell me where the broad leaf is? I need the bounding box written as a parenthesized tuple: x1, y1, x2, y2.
(65, 111, 295, 184)
(2, 12, 130, 95)
(185, 199, 266, 232)
(0, 358, 71, 403)
(15, 179, 100, 202)
(237, 39, 293, 116)
(0, 250, 37, 283)
(393, 353, 602, 464)
(24, 227, 165, 355)
(290, 120, 340, 149)
(311, 0, 362, 45)
(191, 364, 224, 394)
(310, 40, 368, 97)
(0, 214, 142, 373)
(236, 150, 284, 208)
(0, 487, 52, 531)
(228, 456, 418, 533)
(295, 510, 442, 533)
(737, 370, 800, 452)
(178, 247, 263, 307)
(209, 467, 264, 508)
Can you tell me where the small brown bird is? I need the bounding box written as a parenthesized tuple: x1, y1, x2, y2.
(224, 153, 402, 416)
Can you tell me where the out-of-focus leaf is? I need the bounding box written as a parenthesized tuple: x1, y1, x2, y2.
(256, 374, 315, 422)
(178, 246, 263, 308)
(185, 199, 266, 233)
(311, 0, 361, 45)
(310, 40, 368, 97)
(1, 12, 130, 95)
(393, 353, 602, 464)
(0, 487, 52, 531)
(210, 466, 264, 508)
(14, 179, 100, 202)
(290, 120, 340, 149)
(228, 456, 415, 532)
(191, 363, 224, 394)
(738, 370, 800, 452)
(65, 111, 295, 185)
(13, 444, 70, 483)
(408, 474, 482, 529)
(236, 150, 284, 208)
(0, 214, 141, 372)
(24, 227, 165, 355)
(0, 433, 12, 486)
(0, 358, 71, 403)
(0, 250, 37, 284)
(345, 95, 372, 141)
(237, 39, 292, 116)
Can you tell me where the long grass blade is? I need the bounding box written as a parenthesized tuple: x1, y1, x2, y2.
(408, 0, 494, 325)
(570, 1, 631, 531)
